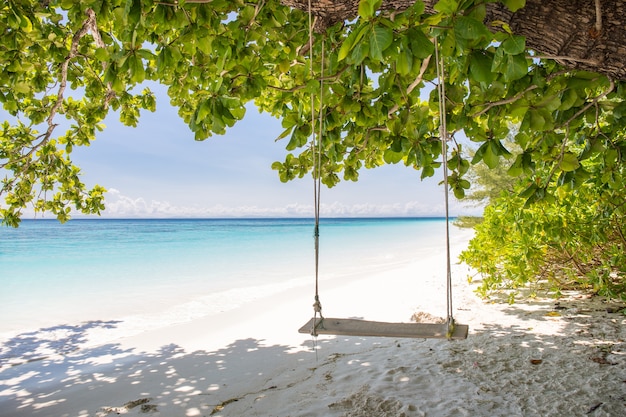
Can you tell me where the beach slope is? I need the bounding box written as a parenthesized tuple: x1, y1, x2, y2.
(1, 227, 625, 417)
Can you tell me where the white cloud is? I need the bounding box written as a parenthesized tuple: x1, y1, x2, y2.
(96, 189, 481, 218)
(11, 189, 483, 221)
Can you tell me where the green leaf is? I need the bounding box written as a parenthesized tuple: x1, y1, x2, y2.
(518, 182, 538, 199)
(19, 15, 33, 32)
(276, 126, 294, 141)
(408, 28, 434, 59)
(434, 0, 459, 14)
(412, 1, 425, 15)
(507, 155, 524, 176)
(383, 148, 403, 163)
(492, 139, 511, 157)
(503, 53, 528, 81)
(128, 54, 145, 83)
(559, 89, 578, 111)
(59, 0, 74, 9)
(396, 44, 413, 75)
(286, 125, 310, 151)
(94, 47, 109, 61)
(454, 16, 489, 40)
(490, 20, 513, 35)
(421, 165, 435, 179)
(338, 23, 370, 61)
(509, 99, 529, 119)
(491, 47, 506, 72)
(559, 153, 580, 172)
(338, 35, 356, 61)
(440, 31, 456, 56)
(469, 51, 494, 83)
(453, 184, 466, 199)
(527, 109, 545, 131)
(125, 0, 142, 27)
(13, 82, 31, 94)
(501, 0, 526, 12)
(471, 141, 488, 164)
(358, 0, 382, 19)
(537, 94, 561, 112)
(369, 25, 393, 61)
(501, 35, 526, 55)
(351, 41, 369, 64)
(195, 99, 212, 124)
(483, 141, 499, 168)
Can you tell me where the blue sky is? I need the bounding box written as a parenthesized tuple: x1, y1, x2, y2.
(8, 84, 481, 218)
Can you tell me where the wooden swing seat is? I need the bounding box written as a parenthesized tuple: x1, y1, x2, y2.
(299, 317, 468, 340)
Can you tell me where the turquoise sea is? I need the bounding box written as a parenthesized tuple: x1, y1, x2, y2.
(0, 218, 449, 340)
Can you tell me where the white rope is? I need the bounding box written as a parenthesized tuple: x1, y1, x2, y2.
(303, 15, 457, 339)
(308, 0, 324, 336)
(434, 37, 455, 337)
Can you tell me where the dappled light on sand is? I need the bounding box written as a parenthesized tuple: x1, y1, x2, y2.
(1, 257, 625, 416)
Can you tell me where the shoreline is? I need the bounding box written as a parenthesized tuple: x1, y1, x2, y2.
(0, 222, 468, 346)
(1, 226, 625, 416)
(0, 218, 448, 341)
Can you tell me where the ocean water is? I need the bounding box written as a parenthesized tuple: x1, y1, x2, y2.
(0, 218, 449, 339)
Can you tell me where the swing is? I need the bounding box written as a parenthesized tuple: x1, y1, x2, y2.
(297, 6, 468, 340)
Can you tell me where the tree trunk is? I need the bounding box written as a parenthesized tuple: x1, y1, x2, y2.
(280, 0, 626, 80)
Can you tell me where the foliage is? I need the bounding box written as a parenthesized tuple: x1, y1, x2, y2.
(453, 136, 520, 228)
(453, 215, 482, 228)
(1, 0, 626, 227)
(463, 137, 520, 206)
(460, 137, 626, 301)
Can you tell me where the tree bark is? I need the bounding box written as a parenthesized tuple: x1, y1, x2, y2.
(280, 0, 626, 80)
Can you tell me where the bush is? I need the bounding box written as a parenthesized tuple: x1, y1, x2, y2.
(460, 181, 626, 301)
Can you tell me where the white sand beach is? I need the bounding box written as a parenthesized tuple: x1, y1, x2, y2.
(1, 227, 625, 417)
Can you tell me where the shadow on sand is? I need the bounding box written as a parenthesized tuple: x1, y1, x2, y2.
(0, 296, 625, 417)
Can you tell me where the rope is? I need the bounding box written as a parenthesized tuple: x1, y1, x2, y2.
(303, 12, 456, 339)
(308, 0, 324, 336)
(434, 37, 455, 337)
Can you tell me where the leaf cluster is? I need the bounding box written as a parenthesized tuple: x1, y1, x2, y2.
(1, 0, 626, 229)
(460, 135, 626, 301)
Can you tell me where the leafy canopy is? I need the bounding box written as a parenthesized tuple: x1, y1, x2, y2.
(1, 0, 625, 227)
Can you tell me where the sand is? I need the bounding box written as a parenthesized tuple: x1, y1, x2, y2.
(1, 227, 625, 417)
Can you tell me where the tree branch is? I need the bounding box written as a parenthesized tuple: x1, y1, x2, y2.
(595, 0, 603, 35)
(267, 64, 350, 92)
(557, 78, 615, 129)
(471, 84, 539, 118)
(48, 9, 107, 143)
(387, 55, 432, 117)
(3, 9, 109, 175)
(531, 55, 599, 65)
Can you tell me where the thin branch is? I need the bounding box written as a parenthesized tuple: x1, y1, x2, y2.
(245, 0, 265, 30)
(267, 84, 307, 93)
(557, 78, 615, 129)
(84, 8, 115, 107)
(531, 54, 599, 65)
(545, 124, 570, 186)
(542, 79, 615, 187)
(3, 9, 107, 176)
(595, 0, 602, 35)
(267, 65, 350, 92)
(471, 84, 539, 117)
(387, 55, 432, 117)
(48, 9, 105, 142)
(613, 217, 626, 246)
(562, 247, 588, 277)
